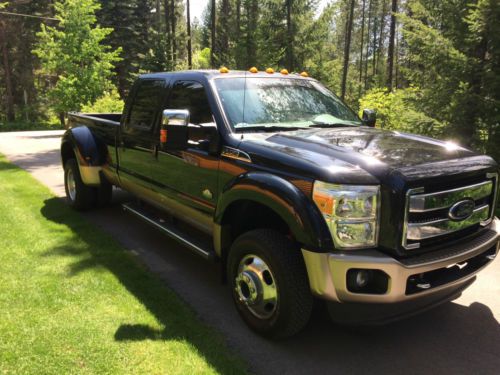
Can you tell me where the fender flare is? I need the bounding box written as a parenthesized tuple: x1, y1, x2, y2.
(214, 171, 334, 253)
(61, 126, 108, 186)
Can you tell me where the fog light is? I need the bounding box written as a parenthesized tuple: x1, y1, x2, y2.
(355, 270, 371, 288)
(346, 269, 389, 294)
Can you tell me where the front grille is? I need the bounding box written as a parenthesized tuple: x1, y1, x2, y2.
(402, 173, 498, 250)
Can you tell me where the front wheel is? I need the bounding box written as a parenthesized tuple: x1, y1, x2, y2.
(227, 229, 313, 339)
(64, 159, 96, 210)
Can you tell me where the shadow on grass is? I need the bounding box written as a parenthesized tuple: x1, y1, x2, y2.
(40, 197, 244, 374)
(0, 160, 20, 171)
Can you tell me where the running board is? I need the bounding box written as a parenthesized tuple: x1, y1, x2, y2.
(122, 202, 215, 261)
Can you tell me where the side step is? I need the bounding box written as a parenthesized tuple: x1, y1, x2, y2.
(122, 202, 215, 261)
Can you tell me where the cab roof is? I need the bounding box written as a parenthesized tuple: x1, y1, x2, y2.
(140, 69, 312, 81)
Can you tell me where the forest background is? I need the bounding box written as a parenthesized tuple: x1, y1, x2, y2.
(0, 0, 499, 161)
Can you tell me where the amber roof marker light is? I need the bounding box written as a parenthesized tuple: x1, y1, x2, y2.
(280, 69, 289, 75)
(219, 66, 229, 73)
(265, 67, 275, 74)
(249, 67, 258, 73)
(300, 71, 309, 77)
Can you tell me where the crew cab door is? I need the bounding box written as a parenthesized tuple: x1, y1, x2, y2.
(118, 79, 165, 189)
(150, 80, 219, 233)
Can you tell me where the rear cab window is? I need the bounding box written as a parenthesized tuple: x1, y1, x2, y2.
(169, 80, 214, 125)
(126, 79, 165, 132)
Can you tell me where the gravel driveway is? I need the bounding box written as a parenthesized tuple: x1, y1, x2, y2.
(1, 130, 499, 375)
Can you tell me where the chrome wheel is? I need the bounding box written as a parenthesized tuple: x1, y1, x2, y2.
(66, 168, 76, 202)
(235, 254, 278, 319)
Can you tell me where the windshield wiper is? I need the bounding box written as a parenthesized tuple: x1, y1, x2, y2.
(308, 122, 358, 128)
(235, 125, 308, 133)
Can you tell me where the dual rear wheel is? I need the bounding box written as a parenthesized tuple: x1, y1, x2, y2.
(64, 159, 112, 210)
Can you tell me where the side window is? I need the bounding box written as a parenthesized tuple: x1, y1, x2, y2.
(127, 80, 164, 130)
(169, 81, 213, 125)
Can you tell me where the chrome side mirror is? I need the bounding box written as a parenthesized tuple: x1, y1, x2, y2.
(162, 109, 190, 126)
(160, 109, 190, 150)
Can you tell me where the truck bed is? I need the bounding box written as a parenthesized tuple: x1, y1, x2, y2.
(68, 112, 122, 127)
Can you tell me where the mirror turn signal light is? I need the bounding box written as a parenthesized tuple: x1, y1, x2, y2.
(160, 128, 167, 144)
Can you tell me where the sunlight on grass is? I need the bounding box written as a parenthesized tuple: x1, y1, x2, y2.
(0, 155, 246, 374)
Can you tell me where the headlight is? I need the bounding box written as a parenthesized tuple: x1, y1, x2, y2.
(313, 181, 380, 249)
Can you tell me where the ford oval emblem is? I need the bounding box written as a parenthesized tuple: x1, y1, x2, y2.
(448, 199, 475, 221)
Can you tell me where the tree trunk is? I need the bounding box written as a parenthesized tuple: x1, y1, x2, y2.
(364, 0, 372, 89)
(164, 0, 172, 64)
(0, 21, 15, 122)
(211, 0, 216, 67)
(286, 0, 293, 71)
(386, 0, 397, 90)
(236, 0, 241, 37)
(220, 0, 230, 62)
(371, 0, 378, 78)
(156, 0, 162, 29)
(341, 0, 355, 100)
(359, 0, 366, 96)
(375, 0, 388, 75)
(186, 0, 192, 69)
(170, 0, 177, 66)
(246, 0, 258, 67)
(59, 112, 66, 128)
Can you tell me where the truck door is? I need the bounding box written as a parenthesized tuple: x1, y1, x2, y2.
(118, 79, 165, 190)
(149, 80, 219, 234)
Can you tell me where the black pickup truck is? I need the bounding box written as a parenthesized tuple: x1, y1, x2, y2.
(61, 69, 499, 339)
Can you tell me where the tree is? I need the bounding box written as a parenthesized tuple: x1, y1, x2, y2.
(186, 0, 192, 69)
(210, 0, 216, 67)
(341, 0, 355, 100)
(386, 0, 397, 90)
(33, 0, 121, 125)
(0, 18, 14, 121)
(97, 1, 152, 96)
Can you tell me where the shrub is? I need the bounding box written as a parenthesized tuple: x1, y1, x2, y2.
(81, 90, 124, 113)
(359, 87, 445, 138)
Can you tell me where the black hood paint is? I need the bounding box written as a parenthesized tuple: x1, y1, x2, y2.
(239, 126, 497, 187)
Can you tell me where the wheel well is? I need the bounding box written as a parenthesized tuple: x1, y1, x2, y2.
(219, 200, 293, 260)
(61, 142, 75, 167)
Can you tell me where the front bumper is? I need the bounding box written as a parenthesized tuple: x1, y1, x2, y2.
(302, 218, 500, 304)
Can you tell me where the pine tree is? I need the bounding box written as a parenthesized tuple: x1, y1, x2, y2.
(33, 0, 121, 125)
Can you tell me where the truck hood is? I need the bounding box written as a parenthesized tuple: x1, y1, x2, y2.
(239, 127, 497, 186)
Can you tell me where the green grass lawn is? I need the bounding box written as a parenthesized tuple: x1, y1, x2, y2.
(0, 154, 246, 374)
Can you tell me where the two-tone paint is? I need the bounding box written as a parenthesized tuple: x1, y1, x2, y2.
(61, 70, 500, 308)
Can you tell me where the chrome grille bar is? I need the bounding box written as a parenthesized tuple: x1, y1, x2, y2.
(407, 204, 489, 240)
(409, 181, 493, 212)
(402, 174, 498, 250)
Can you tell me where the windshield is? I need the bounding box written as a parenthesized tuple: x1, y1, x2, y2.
(214, 77, 361, 132)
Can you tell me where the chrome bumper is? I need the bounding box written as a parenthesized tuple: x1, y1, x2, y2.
(302, 218, 500, 303)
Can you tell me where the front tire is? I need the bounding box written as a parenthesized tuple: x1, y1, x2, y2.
(227, 229, 313, 339)
(64, 159, 96, 211)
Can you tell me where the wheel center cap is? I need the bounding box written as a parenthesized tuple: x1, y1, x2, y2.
(236, 271, 260, 304)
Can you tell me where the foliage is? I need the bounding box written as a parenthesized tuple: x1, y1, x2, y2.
(32, 0, 121, 120)
(0, 120, 62, 132)
(1, 0, 500, 160)
(80, 89, 124, 113)
(359, 87, 445, 137)
(0, 154, 247, 374)
(193, 47, 211, 69)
